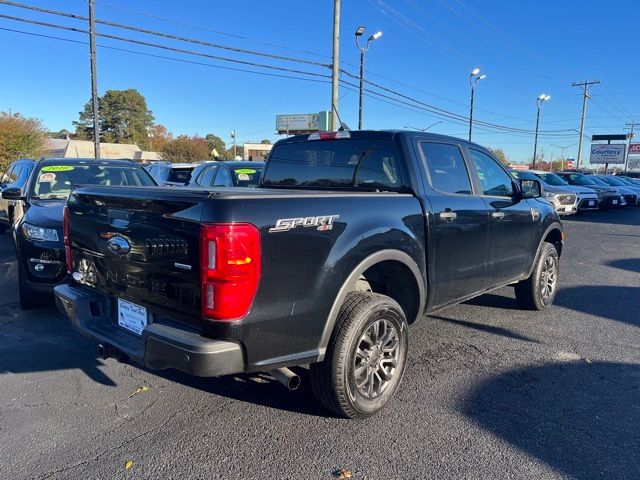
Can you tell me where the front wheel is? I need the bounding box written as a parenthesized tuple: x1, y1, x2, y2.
(310, 292, 409, 419)
(514, 242, 559, 310)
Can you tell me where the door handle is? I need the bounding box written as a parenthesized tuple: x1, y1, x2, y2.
(491, 211, 506, 220)
(439, 210, 457, 222)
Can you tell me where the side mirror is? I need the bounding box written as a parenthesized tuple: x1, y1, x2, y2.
(520, 179, 542, 199)
(2, 187, 25, 201)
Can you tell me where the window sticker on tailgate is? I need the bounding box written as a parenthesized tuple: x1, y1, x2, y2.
(234, 168, 257, 175)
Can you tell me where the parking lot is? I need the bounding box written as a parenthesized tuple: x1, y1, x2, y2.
(0, 210, 638, 480)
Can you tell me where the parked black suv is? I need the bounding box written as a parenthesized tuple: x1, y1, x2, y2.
(0, 158, 36, 232)
(56, 131, 562, 418)
(3, 158, 155, 308)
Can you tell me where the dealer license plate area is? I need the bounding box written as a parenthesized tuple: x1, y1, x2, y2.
(117, 298, 148, 335)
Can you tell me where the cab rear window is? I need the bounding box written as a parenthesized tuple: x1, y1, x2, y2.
(263, 139, 402, 190)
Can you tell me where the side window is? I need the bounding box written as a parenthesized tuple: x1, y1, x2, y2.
(197, 166, 218, 186)
(8, 166, 21, 183)
(420, 142, 472, 195)
(354, 146, 402, 189)
(213, 167, 231, 187)
(1, 166, 15, 184)
(469, 149, 514, 197)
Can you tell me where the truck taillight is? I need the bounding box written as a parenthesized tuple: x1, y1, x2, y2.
(63, 205, 72, 274)
(200, 223, 261, 322)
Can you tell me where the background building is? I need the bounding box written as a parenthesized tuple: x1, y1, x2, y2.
(43, 139, 162, 161)
(243, 143, 272, 161)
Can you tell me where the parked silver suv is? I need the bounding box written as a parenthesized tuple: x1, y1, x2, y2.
(511, 170, 577, 215)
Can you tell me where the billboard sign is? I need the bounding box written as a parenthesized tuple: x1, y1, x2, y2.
(628, 143, 640, 154)
(276, 112, 331, 134)
(589, 144, 626, 164)
(628, 156, 640, 171)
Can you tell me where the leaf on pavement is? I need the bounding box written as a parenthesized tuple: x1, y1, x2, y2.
(134, 385, 150, 394)
(336, 468, 353, 479)
(124, 460, 133, 470)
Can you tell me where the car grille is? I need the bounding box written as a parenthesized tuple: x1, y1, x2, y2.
(578, 199, 598, 209)
(145, 238, 189, 257)
(557, 194, 576, 205)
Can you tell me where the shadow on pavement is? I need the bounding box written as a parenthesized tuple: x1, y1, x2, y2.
(606, 258, 640, 273)
(0, 303, 116, 386)
(159, 367, 336, 418)
(462, 361, 640, 480)
(554, 285, 640, 326)
(464, 292, 520, 310)
(430, 315, 539, 343)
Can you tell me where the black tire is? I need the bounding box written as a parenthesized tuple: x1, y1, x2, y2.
(310, 292, 409, 419)
(514, 242, 559, 310)
(18, 262, 39, 310)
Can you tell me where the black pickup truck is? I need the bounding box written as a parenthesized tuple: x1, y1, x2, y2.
(55, 130, 563, 418)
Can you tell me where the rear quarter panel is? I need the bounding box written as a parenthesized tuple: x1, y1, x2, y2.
(203, 192, 426, 369)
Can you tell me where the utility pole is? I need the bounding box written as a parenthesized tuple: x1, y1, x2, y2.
(330, 0, 340, 131)
(532, 94, 550, 169)
(88, 0, 100, 159)
(231, 130, 237, 159)
(551, 143, 576, 171)
(624, 121, 638, 173)
(572, 80, 600, 169)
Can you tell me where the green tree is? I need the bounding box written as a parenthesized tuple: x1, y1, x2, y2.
(161, 135, 209, 163)
(74, 89, 154, 145)
(205, 133, 226, 158)
(489, 148, 509, 165)
(260, 139, 272, 145)
(0, 112, 47, 170)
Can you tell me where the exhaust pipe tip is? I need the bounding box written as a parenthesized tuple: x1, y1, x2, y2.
(268, 368, 301, 391)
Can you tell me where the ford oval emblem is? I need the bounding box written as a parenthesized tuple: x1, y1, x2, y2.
(106, 236, 131, 255)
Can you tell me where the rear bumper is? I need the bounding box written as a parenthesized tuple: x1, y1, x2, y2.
(54, 284, 245, 377)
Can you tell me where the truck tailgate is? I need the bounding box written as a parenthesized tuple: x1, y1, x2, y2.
(67, 186, 208, 328)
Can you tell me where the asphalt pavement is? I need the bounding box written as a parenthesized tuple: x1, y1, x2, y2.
(1, 209, 639, 479)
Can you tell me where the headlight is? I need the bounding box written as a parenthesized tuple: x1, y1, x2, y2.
(21, 223, 59, 242)
(543, 191, 555, 198)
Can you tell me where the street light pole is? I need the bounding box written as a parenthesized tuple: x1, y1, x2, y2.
(468, 68, 486, 142)
(550, 143, 576, 171)
(331, 0, 340, 132)
(532, 94, 551, 169)
(355, 27, 382, 130)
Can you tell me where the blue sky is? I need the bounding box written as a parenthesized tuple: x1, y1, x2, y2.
(1, 0, 638, 164)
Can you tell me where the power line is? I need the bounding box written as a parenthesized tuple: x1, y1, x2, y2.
(0, 26, 332, 84)
(0, 13, 330, 79)
(0, 0, 332, 68)
(96, 1, 333, 61)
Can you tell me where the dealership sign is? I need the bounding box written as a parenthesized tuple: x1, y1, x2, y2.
(589, 144, 626, 164)
(628, 143, 640, 154)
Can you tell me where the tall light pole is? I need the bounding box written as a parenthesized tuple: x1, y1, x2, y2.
(532, 94, 551, 169)
(550, 143, 576, 171)
(355, 26, 382, 130)
(468, 68, 486, 142)
(404, 121, 443, 132)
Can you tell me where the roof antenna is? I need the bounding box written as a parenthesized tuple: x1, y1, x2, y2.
(332, 102, 350, 132)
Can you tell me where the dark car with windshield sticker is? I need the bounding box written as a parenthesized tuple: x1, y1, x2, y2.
(1, 158, 155, 309)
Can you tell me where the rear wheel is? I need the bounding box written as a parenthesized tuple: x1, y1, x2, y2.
(514, 242, 559, 310)
(310, 292, 408, 419)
